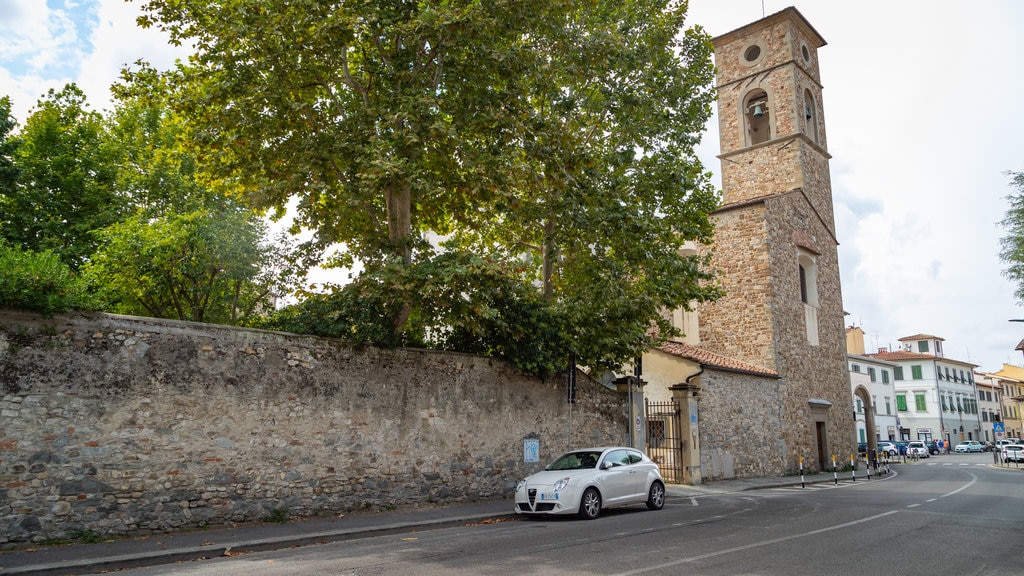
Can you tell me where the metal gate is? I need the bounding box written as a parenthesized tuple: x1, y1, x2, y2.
(644, 398, 684, 483)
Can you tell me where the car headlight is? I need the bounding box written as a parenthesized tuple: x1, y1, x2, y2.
(516, 480, 526, 493)
(552, 477, 571, 492)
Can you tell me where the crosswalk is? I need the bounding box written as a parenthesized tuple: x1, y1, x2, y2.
(767, 463, 1003, 493)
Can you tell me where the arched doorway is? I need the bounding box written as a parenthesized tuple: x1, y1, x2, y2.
(852, 385, 876, 451)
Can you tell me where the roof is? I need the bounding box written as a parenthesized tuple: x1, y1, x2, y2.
(712, 6, 826, 50)
(870, 350, 936, 361)
(657, 340, 779, 378)
(898, 334, 945, 342)
(869, 349, 978, 368)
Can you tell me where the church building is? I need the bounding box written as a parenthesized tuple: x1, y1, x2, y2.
(642, 7, 854, 483)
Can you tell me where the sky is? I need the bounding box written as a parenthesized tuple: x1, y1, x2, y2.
(2, 0, 1024, 372)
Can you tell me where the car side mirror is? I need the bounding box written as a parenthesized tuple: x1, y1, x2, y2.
(600, 462, 611, 470)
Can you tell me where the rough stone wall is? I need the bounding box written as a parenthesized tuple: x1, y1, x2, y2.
(0, 310, 627, 544)
(697, 204, 776, 370)
(698, 370, 785, 479)
(763, 193, 854, 468)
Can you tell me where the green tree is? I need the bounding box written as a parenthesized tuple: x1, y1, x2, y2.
(0, 85, 123, 269)
(0, 239, 94, 315)
(85, 207, 298, 324)
(448, 1, 721, 368)
(0, 97, 18, 204)
(135, 0, 721, 371)
(1000, 171, 1024, 302)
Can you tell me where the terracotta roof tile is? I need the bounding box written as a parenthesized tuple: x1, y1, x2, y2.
(657, 341, 779, 377)
(869, 350, 935, 361)
(898, 334, 945, 342)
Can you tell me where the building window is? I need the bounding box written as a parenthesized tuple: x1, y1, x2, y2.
(882, 370, 890, 384)
(894, 367, 904, 381)
(918, 341, 930, 353)
(868, 367, 876, 382)
(744, 89, 771, 146)
(885, 397, 892, 415)
(803, 89, 819, 144)
(941, 396, 948, 411)
(851, 364, 860, 373)
(911, 365, 923, 380)
(915, 393, 927, 412)
(855, 398, 863, 414)
(872, 395, 878, 414)
(983, 411, 989, 422)
(896, 394, 907, 411)
(936, 340, 943, 356)
(937, 368, 944, 380)
(798, 251, 819, 345)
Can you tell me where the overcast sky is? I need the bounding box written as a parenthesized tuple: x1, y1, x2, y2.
(3, 0, 1024, 371)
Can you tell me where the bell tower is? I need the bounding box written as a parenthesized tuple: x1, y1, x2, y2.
(698, 7, 854, 471)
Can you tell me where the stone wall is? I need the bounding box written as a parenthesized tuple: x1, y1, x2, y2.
(0, 310, 628, 544)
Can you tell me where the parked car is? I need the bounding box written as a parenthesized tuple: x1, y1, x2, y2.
(907, 441, 930, 458)
(983, 442, 996, 452)
(857, 442, 868, 455)
(1001, 444, 1024, 463)
(876, 441, 898, 456)
(514, 447, 665, 519)
(927, 441, 941, 455)
(954, 440, 984, 453)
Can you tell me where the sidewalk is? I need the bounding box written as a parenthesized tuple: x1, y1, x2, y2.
(0, 474, 843, 576)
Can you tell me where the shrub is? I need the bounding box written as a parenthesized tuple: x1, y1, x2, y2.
(0, 240, 94, 315)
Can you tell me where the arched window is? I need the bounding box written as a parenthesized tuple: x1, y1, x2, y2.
(744, 90, 770, 146)
(803, 89, 819, 144)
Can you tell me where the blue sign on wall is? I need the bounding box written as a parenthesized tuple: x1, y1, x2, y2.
(524, 439, 540, 463)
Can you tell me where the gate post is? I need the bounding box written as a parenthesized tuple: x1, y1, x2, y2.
(670, 380, 702, 485)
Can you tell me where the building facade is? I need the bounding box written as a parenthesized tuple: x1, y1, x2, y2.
(642, 8, 853, 481)
(867, 334, 981, 445)
(846, 329, 899, 444)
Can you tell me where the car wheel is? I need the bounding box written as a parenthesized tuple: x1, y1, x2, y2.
(578, 487, 602, 520)
(888, 450, 896, 457)
(646, 481, 665, 510)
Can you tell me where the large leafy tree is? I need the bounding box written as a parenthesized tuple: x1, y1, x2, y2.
(84, 75, 301, 324)
(135, 0, 721, 371)
(1000, 171, 1024, 301)
(0, 85, 123, 269)
(0, 97, 18, 204)
(449, 1, 721, 367)
(85, 207, 298, 323)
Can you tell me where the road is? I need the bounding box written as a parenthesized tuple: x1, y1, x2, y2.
(114, 453, 1024, 576)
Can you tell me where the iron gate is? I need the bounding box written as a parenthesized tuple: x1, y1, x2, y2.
(644, 398, 684, 483)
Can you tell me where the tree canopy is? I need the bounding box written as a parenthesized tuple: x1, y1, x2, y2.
(999, 171, 1024, 302)
(0, 85, 123, 269)
(134, 0, 722, 372)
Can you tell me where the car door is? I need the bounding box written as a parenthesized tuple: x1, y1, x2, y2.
(599, 449, 636, 505)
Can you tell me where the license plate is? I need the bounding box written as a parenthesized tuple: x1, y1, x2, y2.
(540, 493, 559, 501)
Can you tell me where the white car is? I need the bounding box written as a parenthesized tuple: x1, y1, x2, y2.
(954, 441, 984, 453)
(1001, 444, 1024, 463)
(514, 447, 665, 519)
(907, 441, 929, 458)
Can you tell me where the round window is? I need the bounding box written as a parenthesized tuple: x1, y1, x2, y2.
(801, 45, 810, 62)
(744, 44, 762, 62)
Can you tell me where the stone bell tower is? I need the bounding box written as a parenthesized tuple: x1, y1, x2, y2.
(698, 7, 854, 471)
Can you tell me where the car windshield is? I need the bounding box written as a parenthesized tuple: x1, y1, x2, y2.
(548, 451, 603, 470)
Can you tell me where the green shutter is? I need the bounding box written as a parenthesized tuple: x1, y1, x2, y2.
(915, 394, 927, 411)
(911, 365, 923, 380)
(894, 367, 904, 380)
(896, 395, 908, 411)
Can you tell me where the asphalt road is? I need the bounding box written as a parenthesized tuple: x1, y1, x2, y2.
(110, 453, 1024, 576)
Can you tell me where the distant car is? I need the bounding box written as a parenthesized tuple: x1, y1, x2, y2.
(907, 441, 929, 458)
(877, 441, 899, 457)
(954, 441, 984, 453)
(894, 441, 909, 455)
(927, 442, 941, 455)
(857, 442, 868, 455)
(982, 442, 995, 452)
(1001, 444, 1024, 463)
(514, 447, 665, 519)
